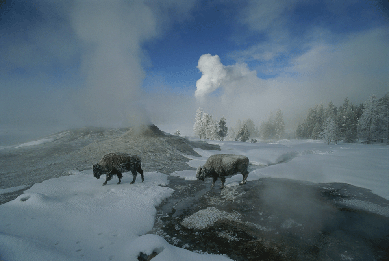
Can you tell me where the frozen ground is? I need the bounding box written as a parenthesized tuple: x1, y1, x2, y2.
(1, 128, 388, 260)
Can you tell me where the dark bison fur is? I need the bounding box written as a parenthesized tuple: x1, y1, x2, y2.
(93, 153, 144, 186)
(196, 154, 249, 189)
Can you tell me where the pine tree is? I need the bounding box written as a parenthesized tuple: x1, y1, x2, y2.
(202, 113, 212, 139)
(218, 117, 228, 141)
(337, 98, 350, 139)
(260, 113, 275, 140)
(344, 106, 358, 143)
(274, 109, 285, 140)
(193, 108, 205, 139)
(296, 123, 305, 139)
(321, 116, 339, 145)
(208, 117, 220, 140)
(358, 95, 386, 142)
(378, 93, 389, 143)
(244, 118, 257, 138)
(236, 124, 250, 142)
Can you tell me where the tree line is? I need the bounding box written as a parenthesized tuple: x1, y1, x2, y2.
(193, 108, 285, 142)
(296, 93, 389, 144)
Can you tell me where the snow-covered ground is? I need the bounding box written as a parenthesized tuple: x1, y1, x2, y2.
(179, 139, 389, 200)
(1, 138, 388, 260)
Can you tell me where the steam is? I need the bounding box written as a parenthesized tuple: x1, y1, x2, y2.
(195, 54, 227, 98)
(195, 54, 264, 100)
(70, 0, 157, 127)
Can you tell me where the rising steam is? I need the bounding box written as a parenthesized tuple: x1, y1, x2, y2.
(70, 0, 157, 127)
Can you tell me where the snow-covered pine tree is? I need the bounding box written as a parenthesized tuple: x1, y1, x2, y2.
(379, 93, 389, 143)
(244, 118, 257, 138)
(193, 108, 205, 139)
(218, 117, 228, 141)
(260, 113, 275, 140)
(337, 98, 350, 139)
(358, 95, 387, 142)
(207, 117, 220, 140)
(321, 116, 339, 145)
(296, 123, 305, 139)
(325, 101, 337, 120)
(227, 126, 236, 141)
(202, 113, 212, 139)
(344, 105, 358, 143)
(274, 109, 285, 140)
(236, 124, 250, 142)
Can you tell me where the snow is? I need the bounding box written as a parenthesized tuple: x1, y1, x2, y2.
(181, 207, 241, 230)
(0, 185, 28, 195)
(0, 170, 231, 261)
(1, 137, 388, 260)
(198, 140, 389, 200)
(171, 170, 197, 180)
(14, 138, 54, 148)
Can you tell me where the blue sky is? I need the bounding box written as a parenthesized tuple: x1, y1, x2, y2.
(1, 0, 388, 141)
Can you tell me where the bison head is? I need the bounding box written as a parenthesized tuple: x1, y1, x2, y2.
(93, 164, 103, 179)
(196, 167, 206, 181)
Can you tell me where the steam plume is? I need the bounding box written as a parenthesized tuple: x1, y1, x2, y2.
(71, 0, 157, 127)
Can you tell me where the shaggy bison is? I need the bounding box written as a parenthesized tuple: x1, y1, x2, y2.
(93, 153, 144, 186)
(196, 154, 249, 189)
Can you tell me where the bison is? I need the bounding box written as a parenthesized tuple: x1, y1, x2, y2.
(93, 153, 144, 186)
(196, 154, 249, 189)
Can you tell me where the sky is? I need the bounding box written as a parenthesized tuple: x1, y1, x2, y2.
(1, 0, 388, 142)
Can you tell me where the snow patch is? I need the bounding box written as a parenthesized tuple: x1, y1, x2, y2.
(181, 207, 241, 230)
(14, 138, 54, 148)
(171, 170, 197, 180)
(0, 185, 28, 195)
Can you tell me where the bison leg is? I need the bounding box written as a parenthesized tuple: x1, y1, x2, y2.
(138, 166, 144, 182)
(220, 176, 226, 189)
(103, 173, 113, 186)
(211, 176, 218, 188)
(117, 171, 123, 184)
(239, 171, 249, 185)
(130, 169, 137, 184)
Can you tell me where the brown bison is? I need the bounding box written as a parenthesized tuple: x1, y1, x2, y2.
(93, 153, 144, 186)
(196, 154, 249, 189)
